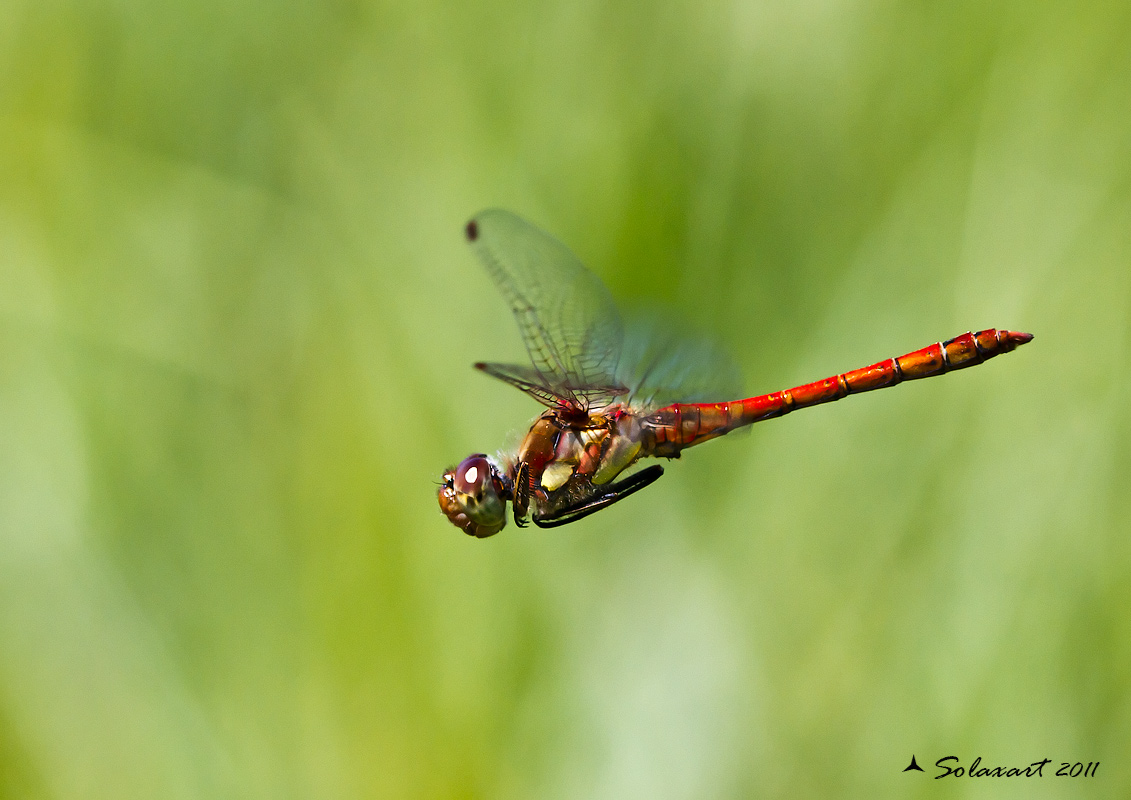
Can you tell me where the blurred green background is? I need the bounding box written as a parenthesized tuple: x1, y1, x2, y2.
(1, 0, 1128, 797)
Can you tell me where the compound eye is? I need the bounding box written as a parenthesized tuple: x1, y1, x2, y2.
(454, 455, 491, 496)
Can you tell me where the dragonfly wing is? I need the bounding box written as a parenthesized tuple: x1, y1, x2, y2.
(467, 210, 625, 411)
(617, 314, 745, 409)
(475, 362, 628, 410)
(474, 362, 570, 409)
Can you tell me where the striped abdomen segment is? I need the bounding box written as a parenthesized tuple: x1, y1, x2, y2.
(644, 329, 1032, 456)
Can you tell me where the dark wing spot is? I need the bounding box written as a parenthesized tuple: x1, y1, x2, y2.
(465, 219, 479, 241)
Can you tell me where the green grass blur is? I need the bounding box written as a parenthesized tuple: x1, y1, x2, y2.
(1, 1, 1129, 797)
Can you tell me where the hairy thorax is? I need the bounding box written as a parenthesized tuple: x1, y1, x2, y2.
(517, 408, 647, 514)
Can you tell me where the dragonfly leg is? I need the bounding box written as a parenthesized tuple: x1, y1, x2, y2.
(532, 465, 664, 528)
(512, 461, 530, 528)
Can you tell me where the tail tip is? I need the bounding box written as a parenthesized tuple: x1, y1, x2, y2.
(1006, 330, 1034, 346)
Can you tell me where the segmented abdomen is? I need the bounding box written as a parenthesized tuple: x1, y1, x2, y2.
(644, 329, 1032, 457)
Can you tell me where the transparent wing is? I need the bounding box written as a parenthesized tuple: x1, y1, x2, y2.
(475, 362, 627, 411)
(616, 314, 746, 410)
(474, 362, 561, 407)
(467, 209, 626, 411)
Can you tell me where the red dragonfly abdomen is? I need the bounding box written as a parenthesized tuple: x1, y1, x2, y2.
(645, 329, 1032, 456)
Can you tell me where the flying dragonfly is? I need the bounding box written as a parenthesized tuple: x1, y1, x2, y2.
(438, 209, 1032, 537)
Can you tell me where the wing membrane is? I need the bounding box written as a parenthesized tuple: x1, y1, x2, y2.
(617, 315, 745, 408)
(467, 210, 625, 411)
(475, 361, 627, 410)
(474, 362, 572, 408)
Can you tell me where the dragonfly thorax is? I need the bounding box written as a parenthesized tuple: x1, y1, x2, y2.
(517, 409, 645, 499)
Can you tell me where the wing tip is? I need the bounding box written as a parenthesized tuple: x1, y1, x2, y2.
(465, 219, 479, 242)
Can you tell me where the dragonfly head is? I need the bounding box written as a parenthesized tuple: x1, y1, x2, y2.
(438, 454, 507, 538)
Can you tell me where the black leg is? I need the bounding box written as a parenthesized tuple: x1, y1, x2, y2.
(532, 466, 664, 528)
(512, 462, 530, 528)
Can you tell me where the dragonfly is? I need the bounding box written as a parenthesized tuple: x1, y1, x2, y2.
(438, 209, 1032, 537)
